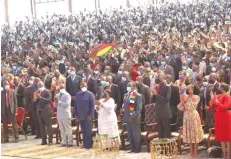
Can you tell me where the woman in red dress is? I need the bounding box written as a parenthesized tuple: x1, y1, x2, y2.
(209, 83, 231, 159)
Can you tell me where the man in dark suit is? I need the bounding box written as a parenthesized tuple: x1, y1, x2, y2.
(1, 80, 19, 143)
(118, 71, 131, 113)
(114, 68, 123, 86)
(152, 72, 172, 138)
(106, 76, 121, 112)
(66, 67, 82, 107)
(165, 75, 180, 124)
(136, 76, 151, 126)
(36, 81, 53, 145)
(24, 76, 37, 136)
(75, 82, 95, 149)
(159, 55, 175, 81)
(122, 82, 142, 153)
(84, 68, 98, 95)
(40, 67, 53, 90)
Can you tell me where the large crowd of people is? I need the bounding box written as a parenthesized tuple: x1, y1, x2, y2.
(1, 0, 231, 158)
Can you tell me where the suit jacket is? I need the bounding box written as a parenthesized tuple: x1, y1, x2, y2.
(52, 75, 66, 88)
(16, 83, 25, 107)
(1, 89, 18, 115)
(169, 84, 180, 107)
(66, 74, 82, 96)
(41, 73, 53, 90)
(114, 74, 122, 86)
(122, 91, 142, 124)
(143, 75, 151, 87)
(37, 89, 52, 116)
(56, 91, 72, 119)
(119, 80, 130, 110)
(164, 65, 175, 82)
(109, 84, 121, 110)
(75, 90, 95, 120)
(87, 76, 98, 95)
(137, 83, 151, 105)
(24, 85, 34, 110)
(152, 82, 172, 119)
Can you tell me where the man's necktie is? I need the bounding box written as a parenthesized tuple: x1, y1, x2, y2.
(6, 91, 9, 107)
(157, 85, 161, 94)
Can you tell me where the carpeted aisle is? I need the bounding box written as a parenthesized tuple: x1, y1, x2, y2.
(1, 144, 85, 159)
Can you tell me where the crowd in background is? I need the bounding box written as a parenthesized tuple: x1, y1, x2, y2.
(1, 0, 231, 158)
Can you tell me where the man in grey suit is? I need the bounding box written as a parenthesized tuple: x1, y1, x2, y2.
(152, 72, 172, 138)
(122, 82, 142, 153)
(55, 84, 73, 147)
(1, 80, 19, 143)
(36, 81, 53, 145)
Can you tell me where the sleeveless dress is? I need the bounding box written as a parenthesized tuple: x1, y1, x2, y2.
(178, 95, 204, 143)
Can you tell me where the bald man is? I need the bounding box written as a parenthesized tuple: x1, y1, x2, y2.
(37, 81, 53, 145)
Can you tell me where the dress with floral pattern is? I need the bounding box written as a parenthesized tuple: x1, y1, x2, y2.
(178, 95, 204, 143)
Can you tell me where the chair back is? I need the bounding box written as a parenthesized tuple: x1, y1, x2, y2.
(145, 103, 157, 131)
(16, 107, 25, 127)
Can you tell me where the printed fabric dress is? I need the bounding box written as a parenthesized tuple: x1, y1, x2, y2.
(178, 95, 204, 143)
(97, 98, 120, 139)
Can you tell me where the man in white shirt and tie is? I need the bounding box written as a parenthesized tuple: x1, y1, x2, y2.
(55, 84, 73, 147)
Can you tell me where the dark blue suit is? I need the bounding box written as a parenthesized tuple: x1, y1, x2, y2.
(75, 90, 95, 148)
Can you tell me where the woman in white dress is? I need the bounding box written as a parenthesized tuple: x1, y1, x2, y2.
(96, 89, 120, 148)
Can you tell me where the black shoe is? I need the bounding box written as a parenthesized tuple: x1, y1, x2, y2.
(14, 138, 19, 143)
(41, 142, 47, 145)
(67, 145, 73, 147)
(34, 136, 40, 139)
(60, 144, 67, 147)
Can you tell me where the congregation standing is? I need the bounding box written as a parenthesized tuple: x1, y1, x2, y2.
(1, 0, 231, 158)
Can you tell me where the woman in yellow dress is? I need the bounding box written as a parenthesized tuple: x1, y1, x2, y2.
(178, 84, 204, 158)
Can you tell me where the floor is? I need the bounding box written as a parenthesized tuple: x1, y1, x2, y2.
(1, 135, 218, 159)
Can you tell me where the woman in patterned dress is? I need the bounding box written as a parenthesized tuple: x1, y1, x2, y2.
(178, 84, 204, 158)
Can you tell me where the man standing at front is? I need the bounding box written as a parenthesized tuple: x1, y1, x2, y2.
(152, 72, 172, 138)
(37, 81, 53, 145)
(1, 80, 19, 143)
(55, 84, 73, 147)
(122, 82, 142, 153)
(75, 82, 95, 149)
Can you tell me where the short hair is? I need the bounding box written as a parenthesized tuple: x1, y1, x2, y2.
(104, 89, 111, 97)
(220, 83, 230, 92)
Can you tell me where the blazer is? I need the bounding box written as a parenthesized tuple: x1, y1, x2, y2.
(114, 74, 122, 86)
(164, 65, 175, 82)
(24, 85, 34, 110)
(152, 82, 172, 119)
(122, 91, 142, 124)
(37, 89, 52, 116)
(56, 91, 72, 120)
(119, 80, 130, 110)
(169, 84, 180, 106)
(1, 89, 18, 115)
(87, 76, 98, 95)
(137, 83, 151, 105)
(75, 90, 95, 120)
(109, 84, 121, 111)
(40, 73, 53, 90)
(66, 74, 82, 96)
(143, 75, 151, 87)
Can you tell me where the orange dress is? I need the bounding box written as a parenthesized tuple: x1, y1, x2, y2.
(210, 94, 231, 141)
